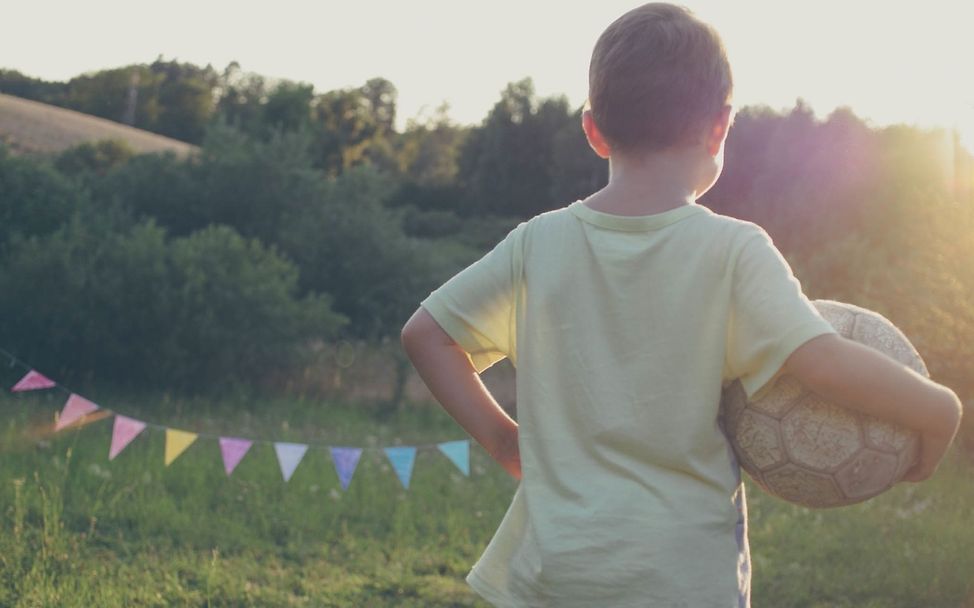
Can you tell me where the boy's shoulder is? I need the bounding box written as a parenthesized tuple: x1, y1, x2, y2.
(520, 201, 768, 246)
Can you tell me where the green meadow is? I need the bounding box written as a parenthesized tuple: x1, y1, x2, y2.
(1, 389, 971, 607)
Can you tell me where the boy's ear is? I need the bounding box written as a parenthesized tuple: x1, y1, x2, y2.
(582, 110, 612, 159)
(705, 104, 734, 157)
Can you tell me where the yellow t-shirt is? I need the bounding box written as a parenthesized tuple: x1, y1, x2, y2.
(421, 200, 837, 608)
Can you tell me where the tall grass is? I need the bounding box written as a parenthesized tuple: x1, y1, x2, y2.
(1, 389, 971, 607)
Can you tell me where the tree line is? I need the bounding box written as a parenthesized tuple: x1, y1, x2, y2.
(1, 61, 972, 440)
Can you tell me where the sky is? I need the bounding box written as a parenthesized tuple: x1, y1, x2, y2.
(4, 0, 974, 148)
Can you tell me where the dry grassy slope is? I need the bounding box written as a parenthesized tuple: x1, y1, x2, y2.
(0, 92, 197, 157)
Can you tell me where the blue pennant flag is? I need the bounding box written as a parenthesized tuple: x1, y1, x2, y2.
(330, 447, 363, 491)
(437, 440, 470, 476)
(383, 446, 417, 489)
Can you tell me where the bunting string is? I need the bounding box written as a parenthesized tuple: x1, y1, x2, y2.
(1, 346, 473, 490)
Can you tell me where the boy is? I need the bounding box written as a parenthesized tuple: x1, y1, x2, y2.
(401, 3, 962, 606)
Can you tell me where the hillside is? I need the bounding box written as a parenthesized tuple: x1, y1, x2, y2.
(0, 92, 197, 157)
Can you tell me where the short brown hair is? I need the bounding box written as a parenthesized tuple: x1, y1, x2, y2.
(589, 3, 733, 155)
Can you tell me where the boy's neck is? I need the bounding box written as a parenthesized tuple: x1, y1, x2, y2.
(585, 145, 713, 216)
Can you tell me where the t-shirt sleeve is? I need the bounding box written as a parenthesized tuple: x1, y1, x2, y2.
(726, 227, 838, 401)
(420, 222, 525, 373)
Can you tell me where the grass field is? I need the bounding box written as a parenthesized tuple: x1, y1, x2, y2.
(0, 93, 196, 157)
(1, 388, 971, 607)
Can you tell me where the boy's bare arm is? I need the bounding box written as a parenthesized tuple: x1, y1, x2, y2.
(783, 333, 963, 482)
(400, 307, 521, 480)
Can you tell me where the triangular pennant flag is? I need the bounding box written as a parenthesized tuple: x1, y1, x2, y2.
(437, 440, 470, 476)
(219, 437, 253, 476)
(165, 429, 198, 466)
(11, 370, 56, 392)
(330, 447, 362, 491)
(109, 415, 147, 460)
(384, 446, 417, 489)
(55, 394, 100, 431)
(273, 442, 308, 482)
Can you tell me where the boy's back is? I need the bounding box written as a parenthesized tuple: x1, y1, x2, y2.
(421, 199, 837, 606)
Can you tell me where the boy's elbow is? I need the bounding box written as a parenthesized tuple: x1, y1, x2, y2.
(783, 333, 842, 390)
(936, 387, 964, 435)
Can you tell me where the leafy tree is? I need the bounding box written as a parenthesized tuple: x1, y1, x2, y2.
(548, 106, 608, 205)
(457, 78, 581, 217)
(263, 80, 315, 132)
(311, 88, 385, 175)
(64, 66, 150, 127)
(147, 57, 220, 143)
(165, 224, 345, 387)
(191, 124, 327, 245)
(58, 58, 218, 143)
(396, 103, 468, 189)
(277, 166, 448, 339)
(214, 62, 269, 135)
(389, 103, 470, 216)
(0, 69, 67, 104)
(0, 146, 79, 253)
(94, 150, 202, 237)
(55, 139, 135, 178)
(705, 100, 880, 252)
(0, 217, 344, 390)
(99, 123, 327, 245)
(360, 77, 397, 136)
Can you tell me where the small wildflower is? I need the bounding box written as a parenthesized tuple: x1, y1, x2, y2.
(86, 463, 111, 480)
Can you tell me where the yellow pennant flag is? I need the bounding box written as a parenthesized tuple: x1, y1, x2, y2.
(165, 429, 198, 466)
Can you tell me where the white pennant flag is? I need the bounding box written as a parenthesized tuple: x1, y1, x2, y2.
(274, 442, 309, 482)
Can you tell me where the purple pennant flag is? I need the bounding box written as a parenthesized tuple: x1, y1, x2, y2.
(219, 437, 253, 476)
(273, 442, 308, 482)
(11, 370, 56, 392)
(384, 446, 417, 489)
(109, 415, 147, 460)
(55, 394, 99, 431)
(330, 447, 362, 491)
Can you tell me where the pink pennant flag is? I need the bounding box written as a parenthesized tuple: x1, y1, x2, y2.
(219, 437, 253, 476)
(109, 415, 147, 460)
(55, 394, 99, 431)
(11, 370, 56, 392)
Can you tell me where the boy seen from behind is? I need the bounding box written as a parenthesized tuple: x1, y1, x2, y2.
(401, 4, 962, 606)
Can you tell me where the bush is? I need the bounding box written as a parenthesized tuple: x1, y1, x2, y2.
(0, 217, 345, 391)
(54, 139, 135, 178)
(400, 206, 462, 239)
(278, 166, 451, 339)
(165, 224, 345, 387)
(94, 150, 202, 237)
(0, 146, 79, 252)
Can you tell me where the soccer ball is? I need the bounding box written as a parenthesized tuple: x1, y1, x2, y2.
(720, 299, 926, 508)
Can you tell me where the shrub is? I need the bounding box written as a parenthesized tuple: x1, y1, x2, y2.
(0, 217, 344, 391)
(0, 146, 79, 252)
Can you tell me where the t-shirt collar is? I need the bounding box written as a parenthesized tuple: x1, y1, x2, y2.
(568, 200, 710, 232)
